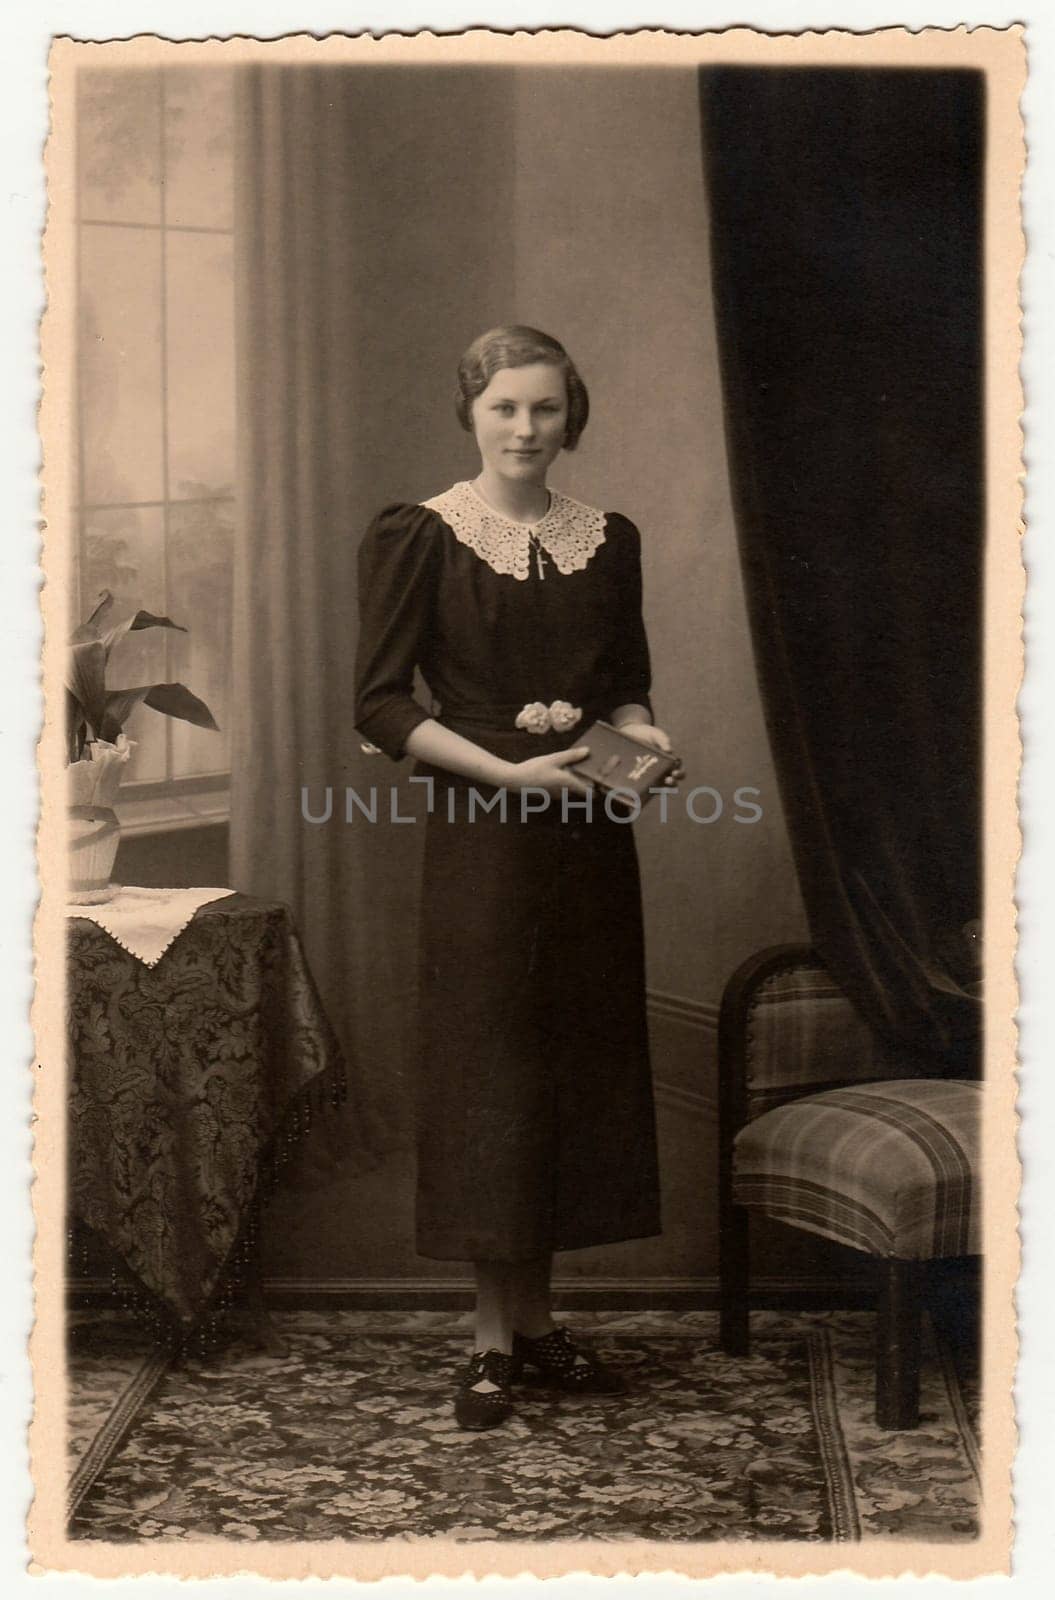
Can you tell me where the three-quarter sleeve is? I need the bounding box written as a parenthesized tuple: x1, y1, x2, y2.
(604, 513, 654, 719)
(354, 503, 441, 760)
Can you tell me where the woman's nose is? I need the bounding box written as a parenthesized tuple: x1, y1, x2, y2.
(514, 413, 536, 438)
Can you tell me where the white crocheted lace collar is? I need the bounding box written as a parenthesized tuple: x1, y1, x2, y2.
(422, 479, 607, 581)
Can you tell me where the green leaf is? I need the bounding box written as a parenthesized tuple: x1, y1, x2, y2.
(100, 609, 187, 661)
(143, 682, 219, 731)
(66, 689, 89, 763)
(100, 687, 150, 742)
(70, 590, 114, 645)
(103, 681, 220, 735)
(66, 639, 107, 733)
(128, 609, 187, 634)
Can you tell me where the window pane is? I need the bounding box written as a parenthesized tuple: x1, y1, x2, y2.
(165, 231, 235, 498)
(168, 501, 234, 777)
(78, 68, 161, 225)
(80, 226, 164, 504)
(163, 68, 234, 229)
(79, 507, 168, 783)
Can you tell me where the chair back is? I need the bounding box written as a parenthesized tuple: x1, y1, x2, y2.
(719, 945, 917, 1125)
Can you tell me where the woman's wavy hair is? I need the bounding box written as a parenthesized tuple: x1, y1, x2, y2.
(455, 326, 590, 451)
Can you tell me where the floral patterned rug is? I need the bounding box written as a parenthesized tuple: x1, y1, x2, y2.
(66, 1309, 979, 1544)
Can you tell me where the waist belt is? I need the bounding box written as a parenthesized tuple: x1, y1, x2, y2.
(439, 699, 605, 736)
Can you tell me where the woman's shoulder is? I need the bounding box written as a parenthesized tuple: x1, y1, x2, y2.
(600, 508, 640, 530)
(368, 498, 448, 530)
(544, 489, 640, 538)
(420, 481, 472, 524)
(358, 502, 451, 585)
(368, 483, 486, 538)
(598, 507, 642, 545)
(363, 499, 450, 547)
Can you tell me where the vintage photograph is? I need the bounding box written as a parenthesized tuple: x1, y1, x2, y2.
(33, 26, 1022, 1580)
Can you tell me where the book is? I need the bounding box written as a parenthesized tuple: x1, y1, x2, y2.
(569, 720, 680, 809)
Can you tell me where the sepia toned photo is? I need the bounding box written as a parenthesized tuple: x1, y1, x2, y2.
(31, 25, 1023, 1581)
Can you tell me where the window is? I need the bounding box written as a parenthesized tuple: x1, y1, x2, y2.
(75, 66, 235, 827)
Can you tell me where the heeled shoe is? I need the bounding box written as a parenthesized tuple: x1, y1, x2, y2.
(454, 1348, 516, 1430)
(511, 1325, 627, 1394)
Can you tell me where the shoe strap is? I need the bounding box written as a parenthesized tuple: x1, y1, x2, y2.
(468, 1348, 515, 1384)
(517, 1325, 594, 1369)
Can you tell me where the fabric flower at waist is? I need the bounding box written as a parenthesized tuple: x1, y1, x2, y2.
(515, 700, 583, 735)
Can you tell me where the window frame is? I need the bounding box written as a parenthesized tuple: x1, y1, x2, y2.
(75, 66, 234, 833)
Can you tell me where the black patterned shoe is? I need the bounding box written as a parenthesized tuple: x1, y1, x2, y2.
(511, 1326, 626, 1394)
(454, 1348, 516, 1430)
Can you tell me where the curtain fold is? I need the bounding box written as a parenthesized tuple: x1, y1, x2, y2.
(701, 67, 983, 1072)
(231, 67, 424, 1155)
(230, 63, 517, 1161)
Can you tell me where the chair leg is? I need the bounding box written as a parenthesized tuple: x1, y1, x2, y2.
(876, 1258, 922, 1428)
(719, 1202, 751, 1355)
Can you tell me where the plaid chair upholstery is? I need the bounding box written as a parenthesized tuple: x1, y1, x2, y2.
(741, 959, 918, 1118)
(734, 1078, 981, 1260)
(718, 945, 982, 1428)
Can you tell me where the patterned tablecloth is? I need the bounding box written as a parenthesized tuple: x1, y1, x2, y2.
(67, 892, 346, 1326)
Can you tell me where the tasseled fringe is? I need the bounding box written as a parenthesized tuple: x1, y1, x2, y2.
(67, 1055, 350, 1357)
(66, 1218, 182, 1348)
(256, 1053, 349, 1204)
(188, 1054, 350, 1358)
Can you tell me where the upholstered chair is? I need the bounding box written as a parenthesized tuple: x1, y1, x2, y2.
(718, 945, 981, 1428)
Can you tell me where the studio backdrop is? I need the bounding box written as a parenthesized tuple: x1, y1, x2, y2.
(229, 62, 975, 1291)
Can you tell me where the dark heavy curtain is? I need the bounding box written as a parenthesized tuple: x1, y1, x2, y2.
(701, 68, 983, 1072)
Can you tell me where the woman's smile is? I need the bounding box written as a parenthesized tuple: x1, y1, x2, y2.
(471, 362, 569, 491)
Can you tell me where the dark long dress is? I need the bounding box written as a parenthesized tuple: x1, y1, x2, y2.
(353, 481, 662, 1261)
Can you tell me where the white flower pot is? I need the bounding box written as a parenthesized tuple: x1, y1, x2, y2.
(67, 736, 134, 904)
(69, 808, 122, 903)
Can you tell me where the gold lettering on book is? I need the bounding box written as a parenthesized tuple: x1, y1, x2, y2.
(628, 753, 660, 783)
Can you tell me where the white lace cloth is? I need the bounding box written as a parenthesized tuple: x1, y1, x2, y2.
(66, 886, 236, 968)
(423, 480, 607, 580)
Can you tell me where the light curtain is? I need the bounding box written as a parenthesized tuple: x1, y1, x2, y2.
(230, 62, 517, 1162)
(231, 67, 424, 1156)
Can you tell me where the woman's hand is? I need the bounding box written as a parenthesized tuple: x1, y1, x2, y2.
(615, 723, 685, 785)
(508, 746, 593, 797)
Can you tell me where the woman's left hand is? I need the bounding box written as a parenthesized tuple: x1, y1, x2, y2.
(616, 723, 685, 785)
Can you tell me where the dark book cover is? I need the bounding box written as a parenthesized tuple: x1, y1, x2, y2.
(570, 721, 680, 807)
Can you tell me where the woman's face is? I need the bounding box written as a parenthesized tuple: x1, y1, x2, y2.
(470, 362, 569, 486)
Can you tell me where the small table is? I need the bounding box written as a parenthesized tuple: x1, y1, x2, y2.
(66, 892, 346, 1339)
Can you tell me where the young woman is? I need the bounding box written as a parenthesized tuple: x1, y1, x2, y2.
(354, 326, 677, 1429)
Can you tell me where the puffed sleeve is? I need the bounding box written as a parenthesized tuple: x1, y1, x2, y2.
(354, 503, 441, 760)
(603, 513, 654, 719)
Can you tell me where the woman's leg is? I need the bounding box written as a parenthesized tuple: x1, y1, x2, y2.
(457, 1263, 517, 1426)
(508, 1253, 624, 1390)
(510, 1254, 555, 1338)
(469, 1256, 620, 1401)
(473, 1261, 515, 1364)
(471, 1255, 554, 1366)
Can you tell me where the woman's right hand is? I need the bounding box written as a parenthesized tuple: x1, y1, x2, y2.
(507, 746, 592, 797)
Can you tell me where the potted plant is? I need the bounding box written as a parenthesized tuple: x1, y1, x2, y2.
(67, 591, 220, 903)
